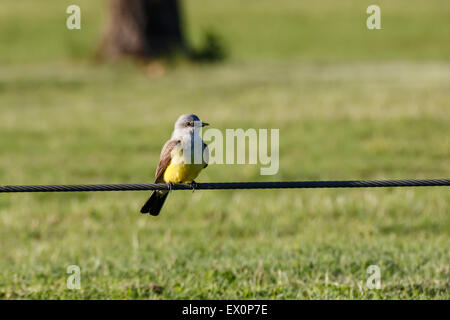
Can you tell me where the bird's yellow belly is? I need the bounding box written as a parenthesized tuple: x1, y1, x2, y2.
(163, 161, 204, 183)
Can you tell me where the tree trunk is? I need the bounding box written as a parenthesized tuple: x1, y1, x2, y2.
(100, 0, 186, 60)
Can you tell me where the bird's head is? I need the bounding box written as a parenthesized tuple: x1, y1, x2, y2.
(174, 114, 209, 135)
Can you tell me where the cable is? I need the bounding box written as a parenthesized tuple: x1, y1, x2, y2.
(0, 179, 449, 193)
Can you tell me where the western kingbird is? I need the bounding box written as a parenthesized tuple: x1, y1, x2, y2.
(140, 114, 209, 216)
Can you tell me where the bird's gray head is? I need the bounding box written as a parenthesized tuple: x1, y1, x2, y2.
(174, 114, 209, 134)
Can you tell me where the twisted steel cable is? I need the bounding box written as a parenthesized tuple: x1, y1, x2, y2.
(0, 179, 449, 193)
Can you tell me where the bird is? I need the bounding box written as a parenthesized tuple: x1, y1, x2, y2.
(140, 114, 209, 216)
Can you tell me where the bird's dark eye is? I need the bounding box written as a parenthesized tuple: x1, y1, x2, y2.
(187, 121, 194, 127)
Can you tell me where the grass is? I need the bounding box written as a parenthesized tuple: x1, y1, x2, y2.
(0, 0, 449, 299)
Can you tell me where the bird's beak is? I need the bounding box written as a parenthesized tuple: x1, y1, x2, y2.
(201, 122, 209, 127)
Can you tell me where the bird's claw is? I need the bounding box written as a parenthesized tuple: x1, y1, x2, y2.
(189, 181, 198, 193)
(167, 182, 174, 191)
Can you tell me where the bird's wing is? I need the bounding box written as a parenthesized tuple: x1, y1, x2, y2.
(154, 139, 181, 183)
(203, 141, 209, 168)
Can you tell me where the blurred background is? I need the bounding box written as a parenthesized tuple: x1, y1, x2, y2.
(0, 0, 449, 299)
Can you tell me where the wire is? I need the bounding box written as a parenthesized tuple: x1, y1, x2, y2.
(0, 179, 449, 193)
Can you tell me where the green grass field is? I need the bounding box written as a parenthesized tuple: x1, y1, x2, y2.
(0, 0, 449, 299)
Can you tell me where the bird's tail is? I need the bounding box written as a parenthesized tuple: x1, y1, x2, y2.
(140, 190, 169, 216)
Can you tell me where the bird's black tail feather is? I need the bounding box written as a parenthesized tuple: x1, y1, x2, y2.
(140, 191, 169, 216)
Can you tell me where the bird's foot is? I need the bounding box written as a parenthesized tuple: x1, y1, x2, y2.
(167, 182, 174, 191)
(189, 181, 198, 193)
